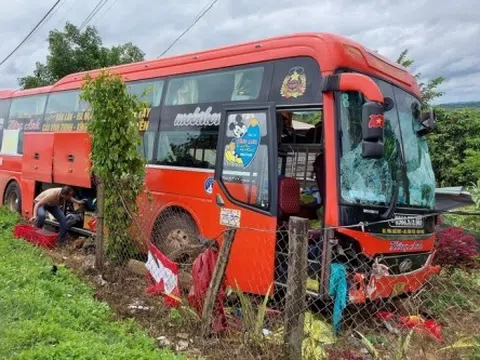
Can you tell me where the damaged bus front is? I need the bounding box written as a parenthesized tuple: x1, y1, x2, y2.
(333, 75, 440, 303)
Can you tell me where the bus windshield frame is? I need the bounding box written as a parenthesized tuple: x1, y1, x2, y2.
(338, 76, 436, 210)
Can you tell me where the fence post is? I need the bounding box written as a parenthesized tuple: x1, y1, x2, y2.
(284, 216, 308, 360)
(201, 228, 237, 338)
(95, 179, 105, 271)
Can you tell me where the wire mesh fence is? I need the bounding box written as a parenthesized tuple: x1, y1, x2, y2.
(38, 184, 480, 360)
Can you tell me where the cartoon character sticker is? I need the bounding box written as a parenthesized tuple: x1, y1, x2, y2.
(224, 114, 260, 168)
(280, 66, 307, 99)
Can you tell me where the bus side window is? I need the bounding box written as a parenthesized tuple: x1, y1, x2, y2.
(221, 111, 270, 210)
(5, 94, 46, 154)
(0, 99, 11, 152)
(139, 131, 156, 163)
(127, 79, 164, 107)
(164, 66, 264, 106)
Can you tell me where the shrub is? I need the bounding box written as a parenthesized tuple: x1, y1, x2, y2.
(435, 227, 479, 268)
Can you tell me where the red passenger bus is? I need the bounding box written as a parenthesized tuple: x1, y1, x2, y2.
(0, 33, 440, 303)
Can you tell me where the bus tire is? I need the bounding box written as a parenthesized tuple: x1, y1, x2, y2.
(152, 211, 200, 264)
(4, 182, 22, 214)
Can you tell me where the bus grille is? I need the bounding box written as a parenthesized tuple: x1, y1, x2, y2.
(377, 253, 431, 275)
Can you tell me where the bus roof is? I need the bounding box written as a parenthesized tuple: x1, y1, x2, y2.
(0, 90, 15, 99)
(14, 33, 422, 98)
(11, 86, 53, 97)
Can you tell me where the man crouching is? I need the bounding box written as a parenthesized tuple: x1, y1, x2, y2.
(30, 186, 84, 245)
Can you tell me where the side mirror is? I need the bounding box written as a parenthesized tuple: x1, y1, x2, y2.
(362, 101, 385, 141)
(362, 141, 384, 159)
(322, 73, 386, 159)
(417, 107, 435, 136)
(361, 101, 385, 158)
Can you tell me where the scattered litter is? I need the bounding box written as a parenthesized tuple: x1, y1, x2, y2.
(262, 328, 272, 336)
(156, 336, 171, 348)
(94, 275, 107, 287)
(360, 348, 369, 355)
(128, 300, 150, 312)
(82, 255, 95, 270)
(176, 333, 189, 340)
(376, 311, 400, 334)
(398, 315, 444, 342)
(188, 248, 227, 333)
(176, 340, 189, 351)
(145, 243, 181, 308)
(375, 312, 444, 342)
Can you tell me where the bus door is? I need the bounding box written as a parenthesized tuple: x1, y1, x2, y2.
(211, 104, 278, 295)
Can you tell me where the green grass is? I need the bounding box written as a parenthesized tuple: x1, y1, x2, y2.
(422, 269, 480, 321)
(0, 208, 182, 360)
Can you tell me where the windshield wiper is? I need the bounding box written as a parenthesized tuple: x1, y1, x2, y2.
(381, 179, 399, 219)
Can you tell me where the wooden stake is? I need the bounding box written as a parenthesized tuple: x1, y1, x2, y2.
(201, 228, 236, 338)
(284, 216, 308, 360)
(95, 180, 105, 271)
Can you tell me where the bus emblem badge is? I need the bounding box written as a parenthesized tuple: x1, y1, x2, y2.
(280, 66, 306, 99)
(204, 177, 214, 195)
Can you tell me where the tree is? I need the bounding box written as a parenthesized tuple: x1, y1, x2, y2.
(428, 107, 480, 187)
(81, 72, 147, 265)
(396, 49, 445, 104)
(19, 23, 145, 89)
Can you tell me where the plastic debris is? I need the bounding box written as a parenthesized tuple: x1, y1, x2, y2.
(157, 336, 172, 348)
(145, 243, 181, 308)
(176, 340, 189, 351)
(398, 315, 444, 342)
(188, 248, 227, 333)
(376, 312, 444, 342)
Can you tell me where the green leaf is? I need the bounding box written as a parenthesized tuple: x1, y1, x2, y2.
(356, 331, 381, 360)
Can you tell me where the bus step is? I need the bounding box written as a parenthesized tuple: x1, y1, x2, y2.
(45, 219, 95, 238)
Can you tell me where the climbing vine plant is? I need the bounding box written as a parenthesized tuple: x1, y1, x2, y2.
(81, 72, 147, 264)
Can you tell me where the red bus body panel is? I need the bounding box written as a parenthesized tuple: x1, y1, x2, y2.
(53, 132, 91, 188)
(22, 133, 54, 183)
(0, 32, 432, 301)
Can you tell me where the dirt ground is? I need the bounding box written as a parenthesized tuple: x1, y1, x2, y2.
(44, 234, 478, 360)
(46, 238, 284, 360)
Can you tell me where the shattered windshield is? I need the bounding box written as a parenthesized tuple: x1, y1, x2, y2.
(339, 78, 435, 209)
(395, 89, 436, 208)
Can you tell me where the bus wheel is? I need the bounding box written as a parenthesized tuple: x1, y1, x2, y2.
(4, 182, 21, 214)
(152, 212, 200, 264)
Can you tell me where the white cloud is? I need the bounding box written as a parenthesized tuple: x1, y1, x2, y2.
(0, 0, 478, 103)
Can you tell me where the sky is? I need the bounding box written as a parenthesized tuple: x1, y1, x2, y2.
(0, 0, 478, 103)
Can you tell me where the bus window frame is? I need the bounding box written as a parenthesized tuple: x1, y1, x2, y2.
(215, 102, 278, 217)
(163, 62, 274, 108)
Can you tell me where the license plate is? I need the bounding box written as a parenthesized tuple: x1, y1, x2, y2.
(389, 213, 424, 228)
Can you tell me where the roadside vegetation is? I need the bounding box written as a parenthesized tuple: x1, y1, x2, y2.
(0, 208, 182, 360)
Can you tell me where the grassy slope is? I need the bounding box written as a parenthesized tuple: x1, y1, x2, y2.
(0, 209, 182, 360)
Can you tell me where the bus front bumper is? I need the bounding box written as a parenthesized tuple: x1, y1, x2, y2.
(349, 253, 441, 304)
